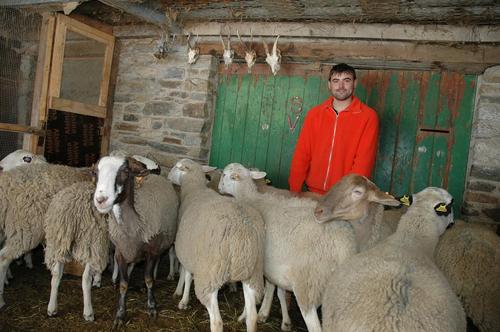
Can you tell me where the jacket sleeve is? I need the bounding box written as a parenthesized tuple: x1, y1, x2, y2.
(351, 111, 379, 178)
(288, 113, 313, 192)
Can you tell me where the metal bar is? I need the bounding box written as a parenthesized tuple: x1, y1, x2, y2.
(98, 0, 182, 34)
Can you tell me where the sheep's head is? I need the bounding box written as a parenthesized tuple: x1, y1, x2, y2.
(263, 35, 281, 76)
(93, 156, 150, 214)
(0, 149, 47, 172)
(237, 29, 256, 73)
(187, 33, 200, 64)
(314, 174, 400, 223)
(220, 33, 234, 67)
(218, 163, 266, 196)
(167, 158, 216, 186)
(405, 187, 455, 234)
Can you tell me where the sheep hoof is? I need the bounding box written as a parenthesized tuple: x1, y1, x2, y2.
(84, 313, 95, 321)
(281, 322, 292, 331)
(257, 314, 268, 323)
(113, 318, 125, 330)
(47, 309, 57, 317)
(237, 312, 245, 322)
(166, 274, 174, 281)
(92, 280, 101, 288)
(148, 308, 157, 319)
(173, 290, 182, 298)
(26, 263, 34, 269)
(178, 301, 188, 310)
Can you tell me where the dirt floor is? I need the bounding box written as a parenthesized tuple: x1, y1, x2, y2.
(0, 247, 308, 331)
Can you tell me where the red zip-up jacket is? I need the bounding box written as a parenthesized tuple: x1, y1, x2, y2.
(289, 96, 379, 195)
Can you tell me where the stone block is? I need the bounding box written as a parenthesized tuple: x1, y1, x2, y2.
(147, 141, 188, 154)
(152, 121, 163, 129)
(120, 136, 148, 145)
(168, 91, 189, 99)
(465, 191, 498, 204)
(470, 164, 500, 180)
(471, 139, 500, 168)
(159, 80, 184, 89)
(143, 101, 181, 116)
(114, 122, 139, 131)
(163, 136, 182, 145)
(482, 65, 500, 83)
(479, 95, 500, 104)
(165, 117, 205, 133)
(183, 103, 206, 118)
(467, 180, 496, 192)
(478, 84, 500, 97)
(483, 207, 500, 222)
(123, 114, 139, 122)
(475, 103, 500, 137)
(124, 103, 143, 113)
(461, 201, 480, 216)
(162, 67, 185, 80)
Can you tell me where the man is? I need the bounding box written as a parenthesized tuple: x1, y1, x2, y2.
(289, 63, 379, 196)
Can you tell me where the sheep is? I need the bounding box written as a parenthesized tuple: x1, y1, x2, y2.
(93, 155, 178, 327)
(435, 220, 500, 332)
(0, 149, 46, 172)
(167, 158, 265, 332)
(0, 163, 91, 308)
(321, 187, 466, 332)
(44, 181, 109, 321)
(218, 163, 400, 332)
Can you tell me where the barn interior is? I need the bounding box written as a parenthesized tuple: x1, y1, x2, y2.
(0, 1, 499, 331)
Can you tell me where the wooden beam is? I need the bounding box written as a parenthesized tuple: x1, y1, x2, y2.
(0, 123, 45, 136)
(98, 0, 182, 34)
(0, 0, 85, 6)
(50, 97, 107, 118)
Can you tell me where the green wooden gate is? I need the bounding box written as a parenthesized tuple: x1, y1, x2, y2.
(210, 65, 476, 214)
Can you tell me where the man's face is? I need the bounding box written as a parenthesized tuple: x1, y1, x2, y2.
(328, 71, 356, 101)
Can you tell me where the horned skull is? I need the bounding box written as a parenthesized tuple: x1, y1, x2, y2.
(263, 35, 281, 76)
(220, 33, 234, 68)
(237, 29, 256, 73)
(154, 33, 175, 60)
(187, 33, 200, 64)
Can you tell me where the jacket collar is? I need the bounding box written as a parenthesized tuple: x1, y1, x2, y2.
(323, 96, 362, 114)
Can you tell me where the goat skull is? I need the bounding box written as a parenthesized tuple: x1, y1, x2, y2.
(187, 33, 200, 64)
(263, 35, 281, 76)
(237, 29, 256, 73)
(220, 33, 234, 67)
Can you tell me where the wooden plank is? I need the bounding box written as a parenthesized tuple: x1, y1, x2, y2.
(240, 75, 265, 168)
(254, 76, 276, 171)
(69, 13, 113, 35)
(229, 75, 251, 163)
(98, 31, 115, 107)
(50, 97, 106, 118)
(391, 71, 421, 196)
(59, 14, 114, 44)
(448, 74, 476, 215)
(430, 134, 449, 188)
(48, 14, 67, 100)
(217, 75, 239, 168)
(208, 76, 227, 166)
(412, 133, 434, 193)
(0, 123, 45, 136)
(265, 75, 290, 186)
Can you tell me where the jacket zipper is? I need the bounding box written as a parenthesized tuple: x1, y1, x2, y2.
(323, 110, 338, 190)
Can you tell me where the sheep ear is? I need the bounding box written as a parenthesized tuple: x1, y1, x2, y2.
(368, 190, 401, 207)
(250, 170, 266, 180)
(127, 157, 150, 176)
(202, 165, 217, 173)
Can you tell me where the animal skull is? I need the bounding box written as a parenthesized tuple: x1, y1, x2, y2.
(220, 33, 234, 67)
(237, 29, 256, 73)
(154, 33, 175, 60)
(262, 35, 281, 76)
(187, 33, 200, 64)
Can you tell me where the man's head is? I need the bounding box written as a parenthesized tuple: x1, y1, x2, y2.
(328, 63, 357, 102)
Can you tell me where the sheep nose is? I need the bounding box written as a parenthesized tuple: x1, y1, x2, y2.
(0, 166, 3, 172)
(95, 196, 108, 204)
(314, 207, 323, 218)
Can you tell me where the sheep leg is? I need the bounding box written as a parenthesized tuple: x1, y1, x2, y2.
(92, 272, 102, 288)
(153, 258, 160, 281)
(47, 262, 64, 316)
(82, 263, 94, 321)
(167, 246, 176, 280)
(229, 282, 238, 292)
(298, 305, 322, 332)
(112, 255, 134, 285)
(206, 290, 223, 332)
(277, 287, 292, 331)
(23, 252, 33, 269)
(0, 253, 13, 308)
(113, 253, 129, 328)
(257, 281, 275, 322)
(144, 254, 158, 318)
(178, 269, 192, 310)
(173, 265, 185, 297)
(242, 282, 258, 332)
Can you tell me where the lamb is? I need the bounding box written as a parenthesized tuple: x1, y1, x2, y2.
(218, 163, 400, 332)
(93, 155, 178, 327)
(322, 187, 466, 332)
(0, 149, 46, 172)
(167, 158, 265, 332)
(435, 220, 500, 332)
(44, 181, 109, 321)
(0, 163, 91, 308)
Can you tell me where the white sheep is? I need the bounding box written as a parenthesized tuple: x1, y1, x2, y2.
(44, 181, 109, 321)
(0, 163, 91, 308)
(435, 220, 500, 332)
(218, 163, 400, 332)
(322, 187, 466, 332)
(0, 149, 46, 172)
(93, 156, 178, 327)
(167, 158, 265, 332)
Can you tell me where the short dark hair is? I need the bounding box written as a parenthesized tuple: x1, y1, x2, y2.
(329, 63, 356, 81)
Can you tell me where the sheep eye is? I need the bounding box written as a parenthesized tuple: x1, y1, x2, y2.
(23, 156, 32, 163)
(230, 174, 239, 180)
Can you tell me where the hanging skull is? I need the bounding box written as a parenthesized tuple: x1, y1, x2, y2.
(237, 29, 256, 73)
(262, 35, 281, 76)
(220, 32, 234, 68)
(187, 33, 200, 64)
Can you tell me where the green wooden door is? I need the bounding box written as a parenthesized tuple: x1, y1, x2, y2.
(210, 65, 476, 215)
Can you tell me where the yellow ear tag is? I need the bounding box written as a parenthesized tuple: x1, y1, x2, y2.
(435, 203, 448, 213)
(135, 176, 144, 188)
(400, 195, 411, 206)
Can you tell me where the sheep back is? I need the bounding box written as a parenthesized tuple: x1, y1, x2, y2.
(435, 221, 500, 332)
(0, 164, 91, 259)
(176, 191, 265, 306)
(44, 181, 110, 274)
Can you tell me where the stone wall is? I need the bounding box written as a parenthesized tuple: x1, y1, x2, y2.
(463, 65, 500, 224)
(109, 37, 218, 170)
